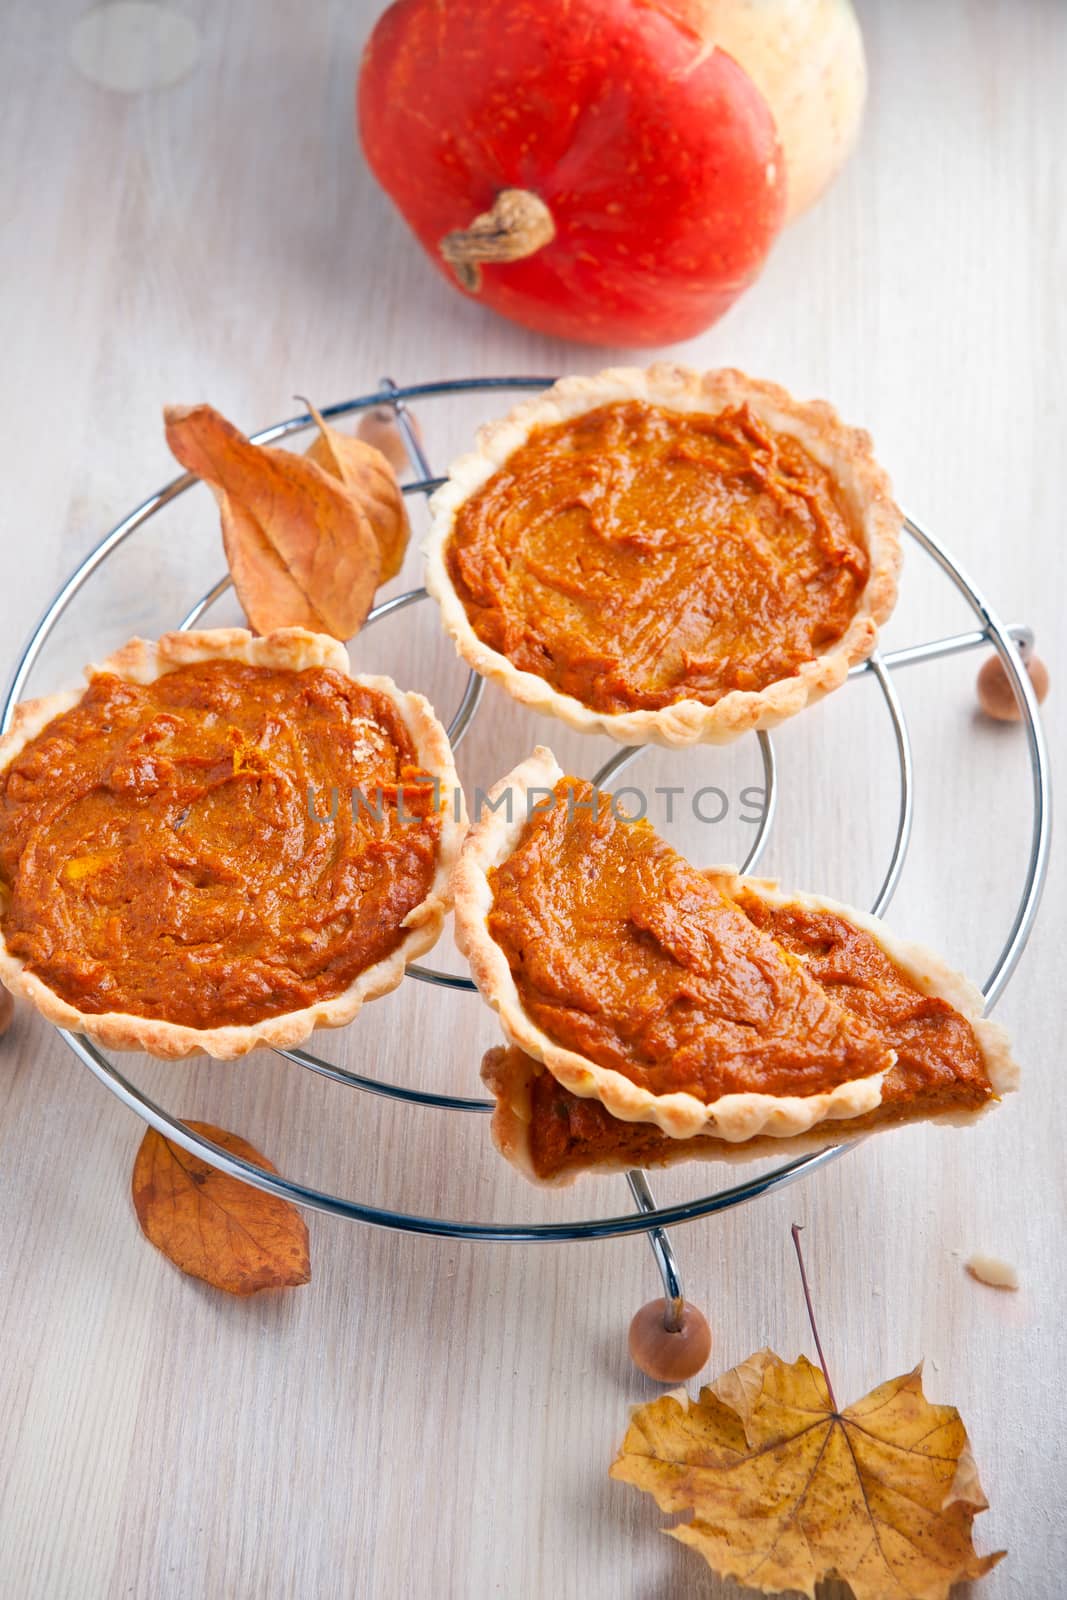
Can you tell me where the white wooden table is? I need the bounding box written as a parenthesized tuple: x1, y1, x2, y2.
(1, 3, 1062, 1595)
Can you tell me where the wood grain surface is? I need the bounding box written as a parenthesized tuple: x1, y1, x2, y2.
(0, 2, 1063, 1595)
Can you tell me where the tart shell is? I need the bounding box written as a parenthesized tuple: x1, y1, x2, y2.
(0, 628, 466, 1060)
(453, 748, 1016, 1144)
(425, 364, 903, 748)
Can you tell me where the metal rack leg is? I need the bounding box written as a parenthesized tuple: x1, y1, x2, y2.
(626, 1170, 712, 1382)
(627, 1170, 685, 1331)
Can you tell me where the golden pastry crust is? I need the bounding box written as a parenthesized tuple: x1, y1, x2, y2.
(453, 748, 889, 1140)
(0, 628, 465, 1060)
(425, 364, 902, 748)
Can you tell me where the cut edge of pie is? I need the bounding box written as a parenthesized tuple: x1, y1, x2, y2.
(0, 627, 466, 1060)
(480, 1016, 1015, 1187)
(452, 747, 1017, 1146)
(424, 363, 902, 749)
(482, 1043, 862, 1188)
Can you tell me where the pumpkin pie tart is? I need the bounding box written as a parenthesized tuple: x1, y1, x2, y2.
(0, 628, 464, 1059)
(426, 364, 901, 747)
(453, 749, 1015, 1166)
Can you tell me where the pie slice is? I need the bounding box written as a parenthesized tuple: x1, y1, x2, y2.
(0, 628, 464, 1059)
(426, 363, 901, 747)
(454, 749, 1015, 1157)
(482, 871, 1016, 1185)
(456, 749, 891, 1142)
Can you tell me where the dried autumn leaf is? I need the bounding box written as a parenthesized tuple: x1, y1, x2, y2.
(131, 1120, 311, 1295)
(164, 403, 380, 638)
(303, 398, 410, 582)
(611, 1349, 1003, 1600)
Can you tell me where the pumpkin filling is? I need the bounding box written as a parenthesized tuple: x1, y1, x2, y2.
(0, 661, 442, 1028)
(447, 399, 868, 713)
(486, 883, 994, 1179)
(732, 890, 992, 1112)
(486, 779, 892, 1104)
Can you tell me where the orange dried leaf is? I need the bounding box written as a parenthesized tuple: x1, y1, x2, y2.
(304, 399, 410, 582)
(611, 1349, 1003, 1600)
(164, 403, 380, 639)
(131, 1120, 311, 1295)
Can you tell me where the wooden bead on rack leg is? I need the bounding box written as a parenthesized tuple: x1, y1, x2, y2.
(628, 1297, 712, 1382)
(976, 639, 1048, 722)
(356, 405, 422, 477)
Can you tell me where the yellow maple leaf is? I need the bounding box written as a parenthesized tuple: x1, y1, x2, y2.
(611, 1347, 1003, 1600)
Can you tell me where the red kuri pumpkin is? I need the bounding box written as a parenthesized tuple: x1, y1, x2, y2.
(358, 0, 786, 347)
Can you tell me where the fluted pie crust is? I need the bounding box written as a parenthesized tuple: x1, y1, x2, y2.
(0, 628, 464, 1060)
(453, 749, 1016, 1153)
(426, 364, 902, 748)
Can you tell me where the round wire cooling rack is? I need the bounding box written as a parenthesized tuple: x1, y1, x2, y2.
(1, 376, 1053, 1325)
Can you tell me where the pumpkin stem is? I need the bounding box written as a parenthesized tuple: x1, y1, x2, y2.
(439, 189, 555, 292)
